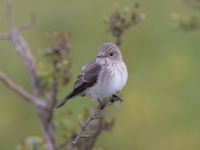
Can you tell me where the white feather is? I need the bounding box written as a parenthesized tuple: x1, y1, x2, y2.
(85, 60, 128, 101)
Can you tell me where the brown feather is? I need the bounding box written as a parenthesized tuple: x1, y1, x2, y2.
(56, 59, 101, 108)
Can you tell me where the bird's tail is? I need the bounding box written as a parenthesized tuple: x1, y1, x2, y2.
(55, 91, 76, 109)
(55, 95, 70, 109)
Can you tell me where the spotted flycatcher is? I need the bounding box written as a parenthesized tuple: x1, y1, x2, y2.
(56, 42, 128, 109)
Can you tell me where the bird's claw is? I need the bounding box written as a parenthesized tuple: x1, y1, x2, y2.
(98, 103, 106, 110)
(110, 94, 123, 103)
(97, 99, 106, 110)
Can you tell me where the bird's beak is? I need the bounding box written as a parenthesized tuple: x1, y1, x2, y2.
(97, 54, 107, 58)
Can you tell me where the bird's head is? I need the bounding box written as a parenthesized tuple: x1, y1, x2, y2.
(97, 43, 122, 62)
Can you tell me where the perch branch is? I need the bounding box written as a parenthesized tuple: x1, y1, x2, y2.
(72, 108, 103, 145)
(85, 116, 104, 149)
(0, 71, 46, 107)
(71, 98, 112, 147)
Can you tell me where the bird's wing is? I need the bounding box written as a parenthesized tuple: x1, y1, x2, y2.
(56, 59, 101, 108)
(69, 59, 101, 98)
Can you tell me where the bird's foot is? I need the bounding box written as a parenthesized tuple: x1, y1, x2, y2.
(97, 99, 106, 110)
(110, 94, 123, 103)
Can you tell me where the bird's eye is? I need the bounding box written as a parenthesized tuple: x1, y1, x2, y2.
(109, 52, 114, 56)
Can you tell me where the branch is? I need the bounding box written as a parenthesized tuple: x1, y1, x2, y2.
(0, 71, 46, 107)
(104, 3, 144, 46)
(1, 1, 56, 150)
(6, 0, 38, 93)
(9, 28, 39, 93)
(37, 108, 56, 150)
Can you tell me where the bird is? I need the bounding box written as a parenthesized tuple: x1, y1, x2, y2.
(56, 42, 128, 109)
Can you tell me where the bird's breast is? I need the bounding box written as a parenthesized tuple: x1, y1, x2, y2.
(85, 61, 128, 100)
(105, 62, 128, 94)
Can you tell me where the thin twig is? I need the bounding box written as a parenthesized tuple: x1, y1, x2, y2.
(6, 0, 15, 27)
(18, 13, 36, 31)
(0, 32, 9, 39)
(0, 71, 46, 107)
(115, 33, 122, 46)
(50, 61, 59, 109)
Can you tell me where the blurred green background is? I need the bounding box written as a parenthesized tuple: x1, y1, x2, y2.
(0, 0, 200, 149)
